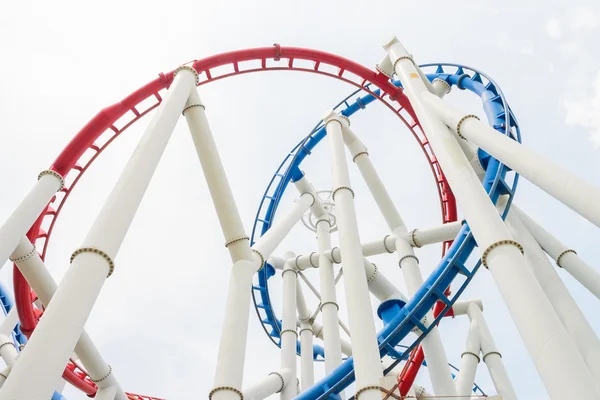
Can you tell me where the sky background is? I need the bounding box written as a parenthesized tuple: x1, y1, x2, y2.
(1, 1, 600, 399)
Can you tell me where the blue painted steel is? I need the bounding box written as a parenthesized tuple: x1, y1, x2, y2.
(0, 283, 27, 347)
(250, 64, 521, 398)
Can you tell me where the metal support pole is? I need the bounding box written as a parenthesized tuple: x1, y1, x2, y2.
(10, 236, 126, 398)
(281, 254, 298, 400)
(323, 110, 382, 400)
(422, 90, 600, 228)
(211, 259, 256, 400)
(385, 35, 600, 399)
(295, 281, 315, 391)
(507, 210, 600, 381)
(513, 206, 600, 300)
(0, 171, 64, 269)
(0, 308, 18, 337)
(184, 88, 252, 263)
(0, 335, 18, 368)
(341, 121, 455, 396)
(243, 369, 292, 400)
(0, 66, 197, 400)
(253, 193, 314, 262)
(454, 318, 480, 400)
(466, 303, 516, 400)
(94, 386, 118, 400)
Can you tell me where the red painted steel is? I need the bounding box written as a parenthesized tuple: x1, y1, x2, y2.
(12, 45, 456, 396)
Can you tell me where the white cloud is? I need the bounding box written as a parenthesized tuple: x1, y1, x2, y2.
(569, 6, 599, 31)
(546, 17, 562, 38)
(564, 70, 600, 148)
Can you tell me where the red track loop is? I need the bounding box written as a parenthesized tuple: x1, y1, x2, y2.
(14, 45, 456, 396)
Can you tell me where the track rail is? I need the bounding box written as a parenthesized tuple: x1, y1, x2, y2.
(11, 45, 425, 396)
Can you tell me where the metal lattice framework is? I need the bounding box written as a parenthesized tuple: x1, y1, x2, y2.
(0, 37, 599, 400)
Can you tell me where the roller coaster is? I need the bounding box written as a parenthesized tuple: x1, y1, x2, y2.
(0, 37, 599, 399)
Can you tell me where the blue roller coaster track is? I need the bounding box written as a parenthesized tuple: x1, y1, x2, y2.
(250, 63, 521, 399)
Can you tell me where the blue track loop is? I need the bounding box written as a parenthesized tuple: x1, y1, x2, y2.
(250, 64, 521, 398)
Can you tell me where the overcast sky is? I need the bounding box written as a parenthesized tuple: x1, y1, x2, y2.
(1, 1, 600, 399)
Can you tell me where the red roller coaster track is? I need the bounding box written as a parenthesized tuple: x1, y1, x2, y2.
(13, 45, 456, 397)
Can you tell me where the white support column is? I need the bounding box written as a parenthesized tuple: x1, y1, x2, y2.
(454, 318, 480, 400)
(513, 206, 600, 300)
(0, 170, 64, 269)
(385, 36, 600, 399)
(184, 88, 252, 264)
(94, 386, 118, 400)
(323, 111, 382, 400)
(363, 260, 406, 302)
(422, 91, 600, 228)
(506, 211, 600, 381)
(0, 335, 18, 368)
(296, 282, 314, 392)
(466, 303, 516, 400)
(280, 254, 298, 400)
(243, 369, 292, 400)
(0, 66, 197, 400)
(252, 193, 314, 262)
(431, 78, 451, 98)
(296, 174, 346, 376)
(10, 236, 126, 398)
(341, 120, 455, 396)
(211, 259, 256, 400)
(0, 367, 10, 388)
(182, 86, 265, 400)
(0, 308, 18, 337)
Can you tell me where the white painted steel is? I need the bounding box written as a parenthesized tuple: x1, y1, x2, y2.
(0, 335, 18, 368)
(507, 211, 600, 381)
(451, 300, 483, 317)
(342, 118, 455, 396)
(431, 78, 451, 98)
(0, 172, 62, 269)
(0, 67, 196, 400)
(212, 259, 257, 400)
(323, 111, 382, 400)
(454, 318, 480, 400)
(244, 369, 292, 400)
(385, 35, 600, 399)
(0, 367, 9, 388)
(280, 220, 461, 270)
(94, 386, 118, 400)
(0, 309, 18, 337)
(396, 237, 456, 397)
(281, 254, 298, 400)
(299, 320, 314, 391)
(316, 219, 344, 375)
(467, 303, 516, 400)
(297, 282, 319, 379)
(10, 236, 126, 398)
(422, 91, 600, 228)
(184, 88, 252, 263)
(253, 193, 314, 261)
(513, 206, 600, 300)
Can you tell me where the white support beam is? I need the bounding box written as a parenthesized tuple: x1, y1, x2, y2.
(280, 255, 298, 400)
(454, 318, 480, 400)
(10, 236, 126, 398)
(243, 369, 292, 400)
(0, 65, 197, 400)
(507, 210, 600, 381)
(422, 90, 600, 228)
(341, 114, 455, 396)
(323, 110, 382, 400)
(467, 303, 516, 400)
(0, 171, 63, 270)
(513, 206, 600, 300)
(384, 35, 600, 399)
